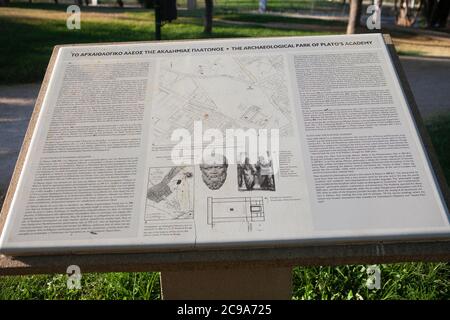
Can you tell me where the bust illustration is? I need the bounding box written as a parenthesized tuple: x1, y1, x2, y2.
(199, 155, 228, 190)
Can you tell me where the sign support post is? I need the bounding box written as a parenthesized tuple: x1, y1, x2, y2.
(154, 0, 162, 40)
(160, 266, 292, 299)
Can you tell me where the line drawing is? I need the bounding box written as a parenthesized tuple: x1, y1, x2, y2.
(207, 196, 265, 229)
(145, 166, 194, 222)
(151, 55, 294, 146)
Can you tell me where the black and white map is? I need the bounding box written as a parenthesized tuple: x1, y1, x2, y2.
(151, 55, 294, 144)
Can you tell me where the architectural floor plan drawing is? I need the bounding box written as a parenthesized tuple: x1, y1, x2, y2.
(145, 166, 194, 221)
(207, 197, 265, 229)
(151, 54, 294, 145)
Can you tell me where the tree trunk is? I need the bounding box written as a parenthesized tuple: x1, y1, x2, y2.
(346, 0, 363, 34)
(424, 0, 436, 27)
(430, 0, 450, 28)
(117, 0, 124, 7)
(355, 0, 363, 27)
(437, 0, 450, 28)
(204, 0, 213, 34)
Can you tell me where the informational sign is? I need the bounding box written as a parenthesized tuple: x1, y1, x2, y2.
(0, 34, 449, 255)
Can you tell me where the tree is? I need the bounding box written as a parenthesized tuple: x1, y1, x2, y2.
(426, 0, 450, 28)
(0, 0, 10, 6)
(346, 0, 363, 34)
(74, 0, 91, 7)
(204, 0, 213, 34)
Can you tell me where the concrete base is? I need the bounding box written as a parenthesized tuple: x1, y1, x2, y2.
(160, 267, 292, 300)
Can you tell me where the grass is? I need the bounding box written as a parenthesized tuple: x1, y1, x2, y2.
(0, 272, 161, 300)
(1, 114, 450, 300)
(0, 263, 448, 300)
(214, 12, 347, 27)
(177, 0, 345, 12)
(396, 50, 426, 57)
(0, 4, 333, 85)
(293, 263, 450, 300)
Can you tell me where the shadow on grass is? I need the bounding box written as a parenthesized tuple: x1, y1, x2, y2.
(0, 18, 147, 83)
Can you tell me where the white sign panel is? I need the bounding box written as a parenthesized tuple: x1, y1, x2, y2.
(1, 34, 449, 255)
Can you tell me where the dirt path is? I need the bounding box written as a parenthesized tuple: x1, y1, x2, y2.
(0, 83, 40, 192)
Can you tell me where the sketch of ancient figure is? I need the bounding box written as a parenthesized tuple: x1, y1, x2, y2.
(238, 153, 276, 191)
(242, 157, 257, 190)
(238, 164, 244, 188)
(257, 152, 275, 191)
(199, 155, 228, 190)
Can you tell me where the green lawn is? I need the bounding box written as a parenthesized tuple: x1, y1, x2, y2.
(214, 12, 347, 27)
(0, 4, 333, 84)
(1, 262, 449, 300)
(177, 0, 345, 12)
(1, 114, 449, 300)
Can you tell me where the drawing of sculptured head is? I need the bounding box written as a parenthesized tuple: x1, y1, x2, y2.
(199, 155, 228, 190)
